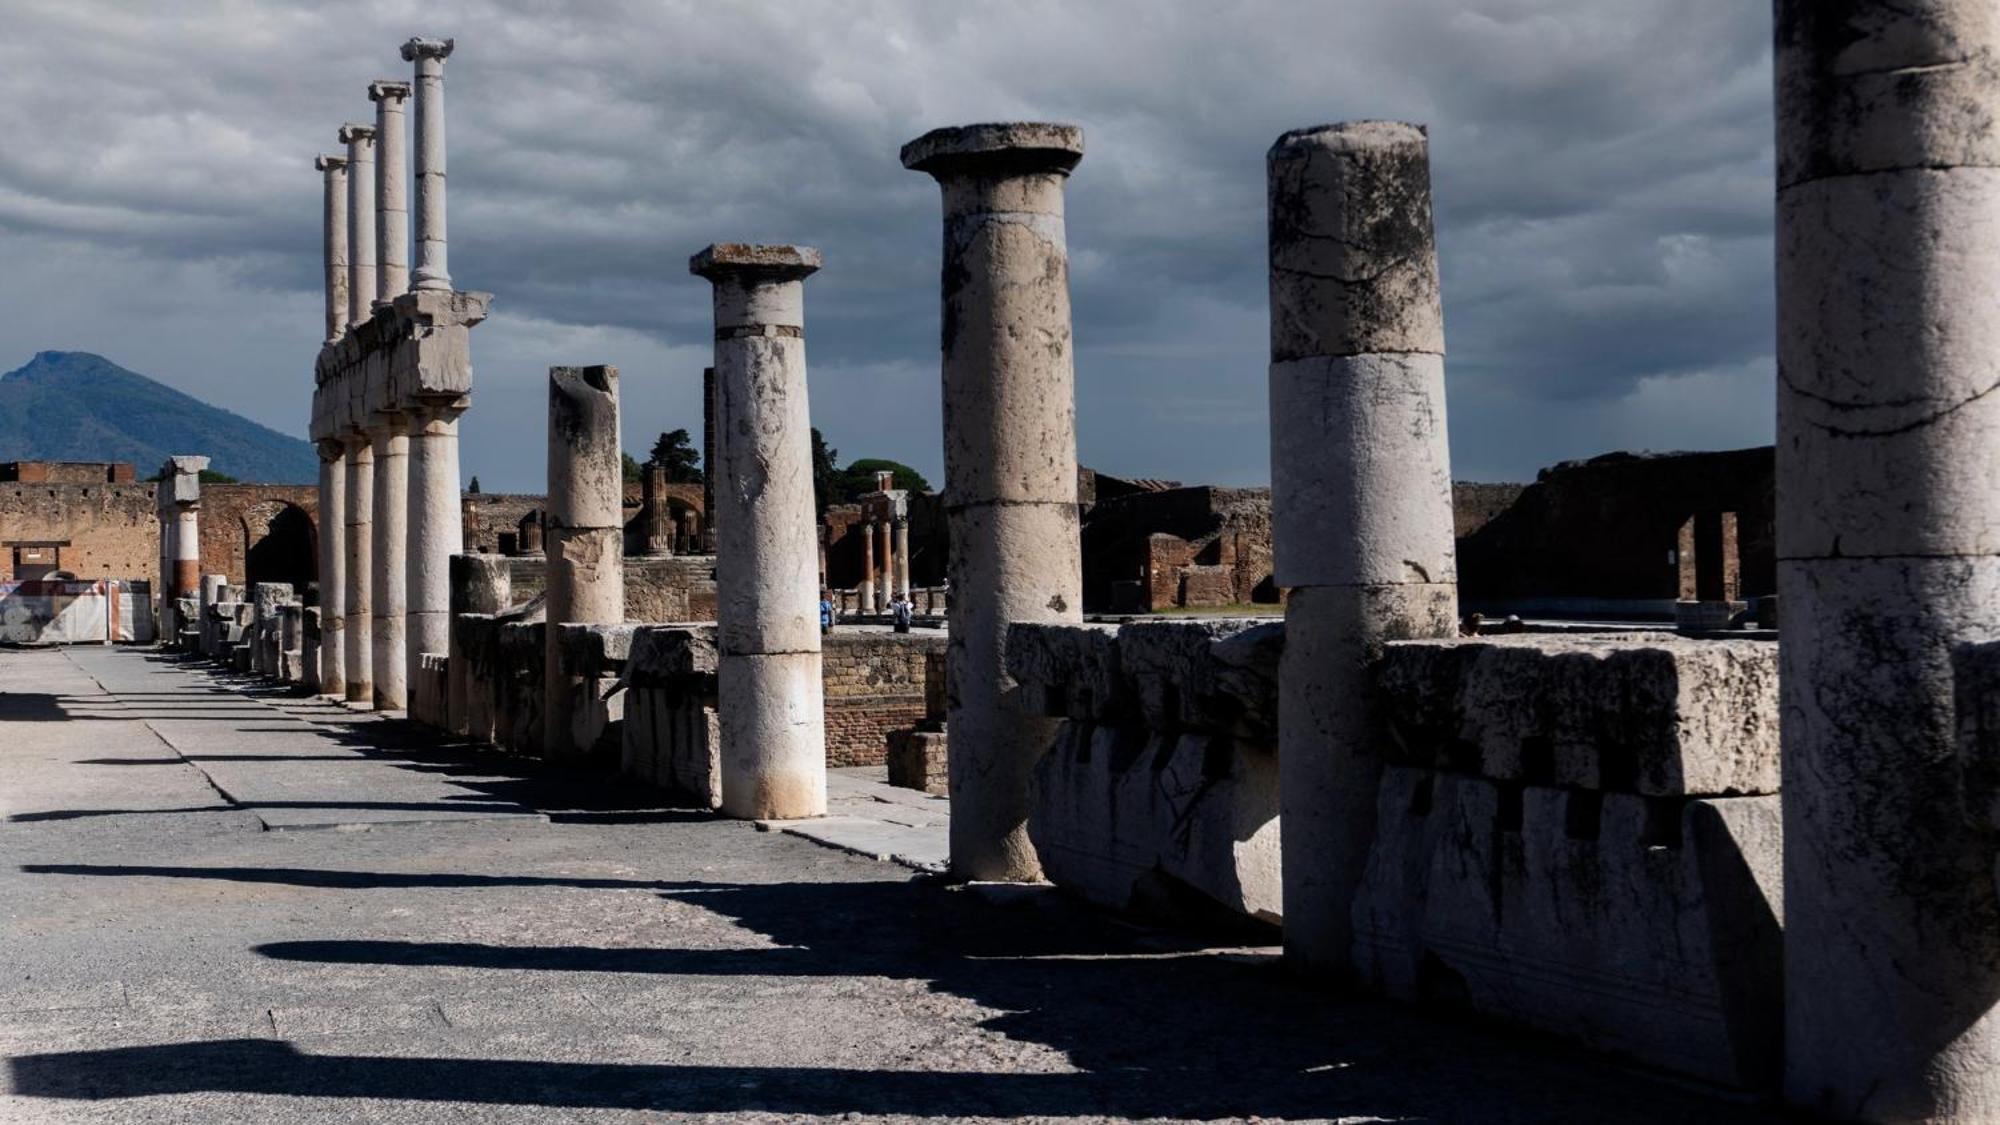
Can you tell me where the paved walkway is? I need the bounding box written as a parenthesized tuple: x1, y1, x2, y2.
(0, 646, 1779, 1123)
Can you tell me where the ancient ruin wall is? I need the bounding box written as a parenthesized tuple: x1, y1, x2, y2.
(822, 632, 947, 767)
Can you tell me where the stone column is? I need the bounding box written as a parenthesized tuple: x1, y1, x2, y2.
(877, 517, 894, 612)
(343, 434, 374, 703)
(860, 519, 876, 612)
(156, 498, 173, 643)
(1776, 4, 2000, 1117)
(406, 400, 465, 675)
(368, 79, 411, 306)
(518, 512, 544, 556)
(893, 515, 911, 600)
(447, 553, 510, 736)
(370, 408, 409, 711)
(401, 37, 453, 292)
(317, 440, 347, 697)
(642, 463, 675, 556)
(315, 155, 349, 342)
(543, 365, 625, 758)
(691, 243, 826, 820)
(701, 365, 718, 551)
(902, 123, 1086, 881)
(1266, 122, 1459, 975)
(339, 123, 377, 326)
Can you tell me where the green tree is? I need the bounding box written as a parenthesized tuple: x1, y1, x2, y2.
(811, 427, 839, 512)
(647, 428, 703, 483)
(833, 458, 931, 504)
(467, 475, 482, 494)
(621, 452, 643, 484)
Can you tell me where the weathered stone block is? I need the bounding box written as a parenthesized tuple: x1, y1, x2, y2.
(1118, 619, 1282, 740)
(1004, 623, 1126, 720)
(1376, 634, 1778, 796)
(887, 728, 948, 795)
(1352, 767, 1782, 1088)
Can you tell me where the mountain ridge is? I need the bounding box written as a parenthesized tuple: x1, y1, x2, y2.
(0, 351, 317, 483)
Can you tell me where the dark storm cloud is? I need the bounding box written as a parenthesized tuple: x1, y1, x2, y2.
(0, 0, 1776, 490)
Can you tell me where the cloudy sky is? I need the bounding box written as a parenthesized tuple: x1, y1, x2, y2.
(0, 0, 1775, 492)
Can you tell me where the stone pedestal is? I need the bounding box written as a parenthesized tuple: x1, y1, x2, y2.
(1775, 3, 2000, 1118)
(316, 440, 347, 697)
(544, 365, 625, 758)
(903, 122, 1086, 881)
(1266, 122, 1458, 975)
(692, 244, 827, 820)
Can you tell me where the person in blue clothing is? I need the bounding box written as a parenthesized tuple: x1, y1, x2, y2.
(819, 593, 834, 635)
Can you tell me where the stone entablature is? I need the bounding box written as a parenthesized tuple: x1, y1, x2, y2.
(310, 289, 489, 444)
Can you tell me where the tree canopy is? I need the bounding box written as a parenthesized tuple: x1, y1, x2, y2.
(832, 458, 931, 504)
(648, 428, 703, 483)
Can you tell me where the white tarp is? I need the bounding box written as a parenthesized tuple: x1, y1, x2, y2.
(0, 579, 151, 645)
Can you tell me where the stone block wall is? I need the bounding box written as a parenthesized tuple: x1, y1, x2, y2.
(620, 624, 720, 807)
(822, 632, 946, 767)
(1353, 633, 1782, 1088)
(1008, 619, 1285, 926)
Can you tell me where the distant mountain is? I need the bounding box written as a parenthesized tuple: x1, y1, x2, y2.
(0, 351, 317, 483)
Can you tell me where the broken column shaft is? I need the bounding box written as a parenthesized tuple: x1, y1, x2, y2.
(402, 37, 453, 292)
(368, 79, 411, 305)
(343, 433, 373, 703)
(543, 364, 625, 757)
(903, 122, 1086, 881)
(447, 553, 509, 735)
(1776, 3, 2000, 1118)
(692, 243, 827, 820)
(315, 155, 349, 342)
(339, 123, 377, 326)
(1267, 122, 1458, 975)
(317, 440, 347, 697)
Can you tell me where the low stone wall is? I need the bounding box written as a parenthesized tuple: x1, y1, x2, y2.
(823, 632, 946, 767)
(498, 555, 717, 623)
(620, 624, 720, 807)
(1360, 633, 1781, 1089)
(1008, 619, 1284, 926)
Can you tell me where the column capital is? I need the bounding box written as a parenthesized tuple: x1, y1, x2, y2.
(338, 122, 377, 146)
(689, 243, 821, 283)
(900, 122, 1084, 179)
(315, 154, 347, 173)
(317, 439, 346, 462)
(368, 79, 412, 104)
(401, 37, 455, 63)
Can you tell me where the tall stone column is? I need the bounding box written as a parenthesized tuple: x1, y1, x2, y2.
(371, 409, 410, 711)
(158, 456, 208, 647)
(877, 517, 894, 611)
(339, 123, 378, 326)
(155, 498, 173, 643)
(543, 365, 625, 757)
(342, 433, 374, 704)
(1267, 122, 1458, 975)
(641, 463, 675, 556)
(701, 365, 718, 552)
(691, 243, 827, 820)
(317, 440, 347, 697)
(1776, 4, 2000, 1118)
(315, 155, 349, 342)
(406, 399, 465, 675)
(401, 37, 454, 292)
(893, 515, 911, 600)
(860, 519, 876, 612)
(902, 123, 1086, 881)
(368, 80, 411, 306)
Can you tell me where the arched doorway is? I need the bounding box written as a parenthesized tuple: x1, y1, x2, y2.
(244, 503, 317, 599)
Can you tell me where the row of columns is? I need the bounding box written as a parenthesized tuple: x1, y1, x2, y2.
(154, 456, 207, 645)
(311, 36, 466, 713)
(856, 513, 911, 612)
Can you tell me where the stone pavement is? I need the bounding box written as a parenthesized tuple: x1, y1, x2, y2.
(0, 645, 1780, 1123)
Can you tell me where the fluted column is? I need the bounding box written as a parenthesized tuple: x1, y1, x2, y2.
(691, 243, 827, 820)
(371, 409, 409, 711)
(1776, 3, 2000, 1118)
(343, 433, 374, 704)
(315, 155, 349, 342)
(317, 440, 347, 697)
(902, 122, 1086, 881)
(406, 400, 464, 674)
(368, 79, 411, 306)
(401, 37, 454, 292)
(339, 123, 377, 326)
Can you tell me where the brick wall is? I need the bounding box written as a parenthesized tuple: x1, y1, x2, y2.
(821, 631, 946, 767)
(0, 480, 158, 581)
